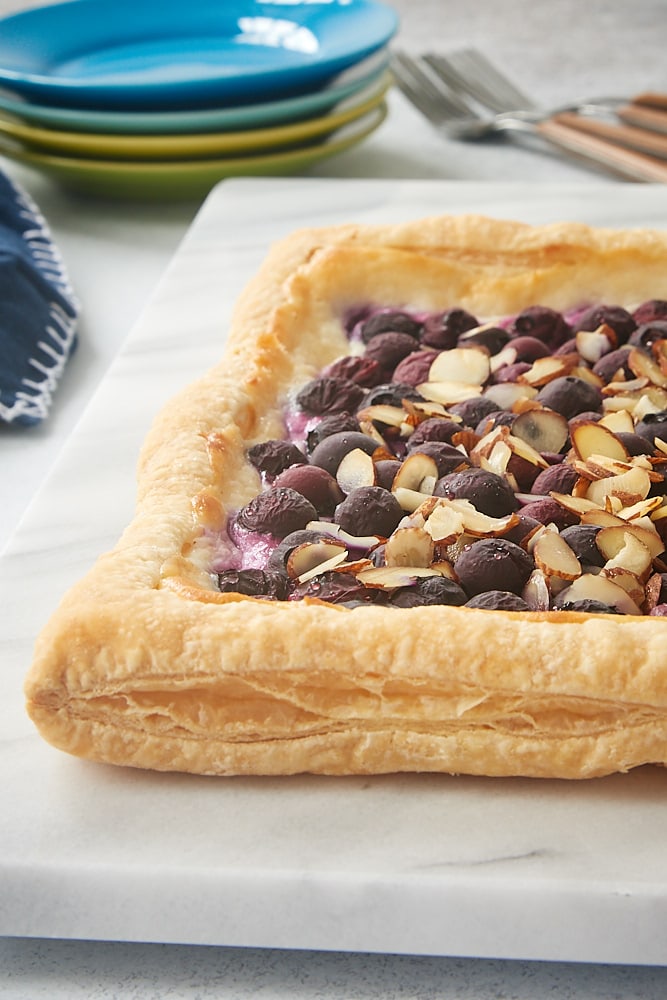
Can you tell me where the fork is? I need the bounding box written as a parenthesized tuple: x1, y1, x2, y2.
(391, 51, 667, 182)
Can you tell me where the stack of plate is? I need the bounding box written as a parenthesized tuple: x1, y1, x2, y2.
(0, 0, 398, 200)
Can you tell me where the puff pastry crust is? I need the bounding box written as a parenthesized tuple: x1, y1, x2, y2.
(24, 214, 667, 779)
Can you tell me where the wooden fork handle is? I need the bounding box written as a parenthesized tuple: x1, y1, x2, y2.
(551, 111, 667, 159)
(535, 118, 667, 182)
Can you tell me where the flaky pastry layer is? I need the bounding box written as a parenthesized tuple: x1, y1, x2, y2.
(24, 214, 667, 778)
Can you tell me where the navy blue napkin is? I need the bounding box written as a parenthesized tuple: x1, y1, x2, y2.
(0, 170, 79, 426)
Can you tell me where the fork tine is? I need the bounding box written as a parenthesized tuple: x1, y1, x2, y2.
(391, 51, 477, 122)
(424, 49, 538, 114)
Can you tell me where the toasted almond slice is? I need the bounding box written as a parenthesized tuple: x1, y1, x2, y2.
(599, 567, 646, 607)
(617, 496, 665, 522)
(586, 465, 651, 507)
(423, 501, 465, 543)
(556, 573, 643, 615)
(428, 346, 491, 385)
(596, 527, 653, 581)
(580, 508, 626, 528)
(336, 448, 377, 495)
(519, 354, 578, 387)
(570, 366, 604, 388)
(332, 558, 373, 575)
(511, 408, 569, 456)
(481, 439, 512, 479)
(305, 521, 383, 551)
(483, 382, 539, 408)
(617, 520, 665, 558)
(645, 571, 665, 611)
(444, 498, 520, 537)
(570, 420, 630, 462)
(393, 485, 437, 513)
(416, 380, 483, 405)
(599, 409, 635, 434)
(602, 376, 650, 396)
(534, 531, 582, 580)
(288, 540, 348, 582)
(357, 404, 407, 428)
(489, 344, 519, 373)
(385, 526, 435, 568)
(356, 565, 441, 590)
(549, 492, 600, 516)
(522, 568, 551, 611)
(628, 347, 667, 388)
(506, 431, 550, 468)
(430, 559, 457, 580)
(602, 393, 643, 413)
(575, 327, 615, 364)
(404, 399, 459, 420)
(357, 419, 386, 446)
(392, 452, 439, 494)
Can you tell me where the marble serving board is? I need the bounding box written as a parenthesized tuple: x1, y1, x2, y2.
(3, 179, 667, 965)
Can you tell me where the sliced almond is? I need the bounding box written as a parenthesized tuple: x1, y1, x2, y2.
(357, 404, 407, 428)
(336, 448, 377, 495)
(615, 520, 665, 559)
(585, 465, 651, 507)
(570, 365, 604, 388)
(595, 526, 653, 580)
(305, 520, 383, 551)
(570, 420, 630, 462)
(645, 572, 665, 612)
(599, 409, 635, 434)
(393, 485, 437, 513)
(287, 540, 348, 582)
(522, 568, 551, 610)
(506, 431, 550, 469)
(385, 526, 435, 568)
(423, 501, 465, 544)
(357, 419, 386, 446)
(428, 346, 491, 385)
(600, 567, 646, 607)
(519, 354, 578, 387)
(416, 380, 483, 406)
(483, 382, 539, 409)
(534, 531, 582, 580)
(356, 565, 441, 590)
(556, 573, 643, 615)
(575, 326, 615, 364)
(391, 452, 439, 494)
(511, 408, 569, 456)
(447, 498, 520, 537)
(617, 496, 665, 522)
(549, 492, 600, 516)
(628, 346, 667, 388)
(580, 508, 626, 528)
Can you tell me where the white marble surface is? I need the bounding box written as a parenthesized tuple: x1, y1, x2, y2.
(2, 0, 667, 996)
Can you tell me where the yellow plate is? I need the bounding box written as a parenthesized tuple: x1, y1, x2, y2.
(0, 104, 387, 200)
(0, 75, 390, 161)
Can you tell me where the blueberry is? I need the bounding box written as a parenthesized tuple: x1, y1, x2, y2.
(306, 412, 361, 452)
(323, 355, 385, 388)
(575, 304, 636, 344)
(374, 459, 403, 490)
(295, 376, 365, 415)
(273, 464, 344, 516)
(392, 349, 440, 386)
(518, 497, 578, 530)
(616, 431, 654, 456)
(508, 305, 572, 350)
(628, 320, 667, 352)
(362, 382, 423, 408)
(310, 431, 379, 476)
(458, 326, 509, 354)
(247, 439, 307, 477)
(237, 487, 317, 539)
(455, 538, 534, 597)
(530, 463, 579, 496)
(359, 310, 423, 344)
(633, 299, 667, 325)
(291, 571, 378, 605)
(409, 441, 471, 477)
(503, 335, 551, 363)
(536, 376, 602, 420)
(334, 485, 404, 537)
(634, 410, 667, 446)
(449, 395, 501, 430)
(464, 590, 530, 611)
(218, 568, 289, 600)
(406, 418, 461, 450)
(559, 525, 604, 568)
(434, 468, 519, 517)
(364, 332, 421, 371)
(390, 575, 467, 607)
(592, 347, 633, 383)
(267, 529, 332, 572)
(422, 308, 478, 349)
(554, 599, 620, 615)
(474, 410, 517, 435)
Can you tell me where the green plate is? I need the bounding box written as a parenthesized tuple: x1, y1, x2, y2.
(0, 104, 387, 201)
(0, 75, 389, 161)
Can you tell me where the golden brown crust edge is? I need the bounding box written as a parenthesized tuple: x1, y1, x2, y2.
(24, 214, 667, 778)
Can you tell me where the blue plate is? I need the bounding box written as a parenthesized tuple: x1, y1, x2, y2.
(0, 0, 398, 111)
(0, 49, 389, 134)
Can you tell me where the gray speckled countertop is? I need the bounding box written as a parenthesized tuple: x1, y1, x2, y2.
(2, 0, 667, 996)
